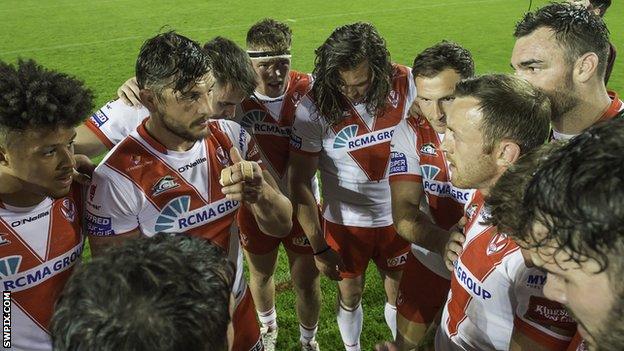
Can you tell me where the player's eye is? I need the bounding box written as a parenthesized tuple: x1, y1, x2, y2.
(442, 96, 455, 102)
(42, 148, 56, 156)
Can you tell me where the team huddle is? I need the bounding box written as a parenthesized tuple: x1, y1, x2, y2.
(0, 1, 621, 351)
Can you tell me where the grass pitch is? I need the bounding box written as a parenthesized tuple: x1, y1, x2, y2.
(1, 0, 621, 349)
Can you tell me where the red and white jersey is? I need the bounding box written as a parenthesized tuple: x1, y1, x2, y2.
(0, 185, 84, 351)
(566, 332, 587, 351)
(437, 191, 576, 351)
(86, 118, 262, 305)
(552, 90, 623, 141)
(85, 99, 149, 148)
(236, 70, 318, 198)
(389, 115, 472, 279)
(290, 64, 416, 227)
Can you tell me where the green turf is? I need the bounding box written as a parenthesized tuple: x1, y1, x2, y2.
(1, 1, 621, 349)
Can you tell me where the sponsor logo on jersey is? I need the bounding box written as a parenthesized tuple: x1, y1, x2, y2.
(2, 241, 83, 292)
(465, 204, 478, 221)
(60, 198, 76, 222)
(178, 157, 207, 173)
(241, 110, 291, 137)
(388, 89, 399, 108)
(0, 234, 10, 247)
(387, 252, 408, 268)
(10, 211, 49, 228)
(215, 146, 229, 166)
(89, 110, 109, 128)
(154, 196, 239, 233)
(455, 263, 492, 300)
(525, 295, 576, 328)
(239, 232, 249, 247)
(238, 126, 247, 153)
(152, 175, 180, 197)
(292, 236, 311, 247)
(89, 184, 97, 202)
(86, 211, 114, 236)
(0, 256, 21, 278)
(248, 143, 260, 159)
(422, 180, 471, 203)
(290, 134, 302, 150)
(389, 152, 408, 174)
(526, 274, 547, 288)
(421, 165, 440, 179)
(126, 155, 154, 172)
(486, 232, 509, 256)
(420, 143, 437, 156)
(333, 125, 395, 151)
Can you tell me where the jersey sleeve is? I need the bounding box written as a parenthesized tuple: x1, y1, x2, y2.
(85, 165, 142, 236)
(290, 96, 325, 155)
(388, 118, 422, 182)
(404, 68, 417, 118)
(218, 119, 265, 168)
(84, 99, 149, 148)
(510, 259, 577, 350)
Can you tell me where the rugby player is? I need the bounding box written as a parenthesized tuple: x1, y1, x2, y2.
(85, 31, 293, 351)
(511, 2, 622, 141)
(436, 74, 577, 350)
(52, 234, 235, 351)
(0, 59, 93, 350)
(288, 22, 415, 350)
(489, 119, 624, 351)
(388, 41, 474, 348)
(237, 19, 321, 351)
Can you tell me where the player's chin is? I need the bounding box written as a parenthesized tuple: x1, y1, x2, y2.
(48, 184, 72, 199)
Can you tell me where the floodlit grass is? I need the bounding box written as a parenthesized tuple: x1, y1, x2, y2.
(2, 1, 621, 349)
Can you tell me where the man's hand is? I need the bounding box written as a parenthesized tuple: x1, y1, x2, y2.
(220, 147, 265, 203)
(374, 341, 400, 351)
(117, 77, 142, 107)
(314, 247, 345, 281)
(444, 217, 467, 271)
(72, 154, 95, 185)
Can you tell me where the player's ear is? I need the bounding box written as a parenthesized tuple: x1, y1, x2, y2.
(140, 89, 159, 112)
(495, 140, 521, 169)
(574, 52, 599, 84)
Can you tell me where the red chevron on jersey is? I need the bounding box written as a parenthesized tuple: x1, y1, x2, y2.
(101, 121, 240, 250)
(240, 71, 311, 179)
(0, 184, 83, 349)
(445, 192, 520, 337)
(411, 116, 467, 230)
(330, 65, 410, 181)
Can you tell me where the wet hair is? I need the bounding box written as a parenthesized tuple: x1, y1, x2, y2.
(51, 233, 235, 351)
(514, 2, 610, 79)
(312, 22, 392, 125)
(135, 31, 211, 100)
(246, 18, 292, 52)
(485, 142, 563, 233)
(412, 41, 475, 79)
(519, 118, 624, 279)
(203, 36, 257, 97)
(454, 74, 551, 154)
(0, 59, 93, 144)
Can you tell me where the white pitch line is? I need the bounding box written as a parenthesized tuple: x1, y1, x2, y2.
(2, 0, 505, 56)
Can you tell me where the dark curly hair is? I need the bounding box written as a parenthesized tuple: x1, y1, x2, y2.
(412, 40, 474, 79)
(514, 2, 610, 79)
(246, 18, 292, 52)
(135, 31, 212, 100)
(520, 118, 624, 277)
(0, 59, 93, 143)
(312, 22, 392, 125)
(203, 36, 257, 97)
(52, 233, 235, 351)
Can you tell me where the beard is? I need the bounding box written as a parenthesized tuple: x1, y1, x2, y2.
(545, 71, 580, 124)
(596, 290, 624, 350)
(158, 108, 209, 142)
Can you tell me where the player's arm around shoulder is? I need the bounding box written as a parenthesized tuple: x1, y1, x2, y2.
(85, 163, 142, 256)
(509, 253, 577, 351)
(219, 119, 293, 237)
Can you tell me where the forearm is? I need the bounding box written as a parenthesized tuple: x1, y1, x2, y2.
(248, 180, 293, 237)
(395, 211, 449, 255)
(291, 182, 326, 252)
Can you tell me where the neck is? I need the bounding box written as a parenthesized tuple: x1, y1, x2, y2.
(0, 173, 46, 207)
(478, 172, 504, 198)
(554, 83, 612, 135)
(145, 116, 196, 152)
